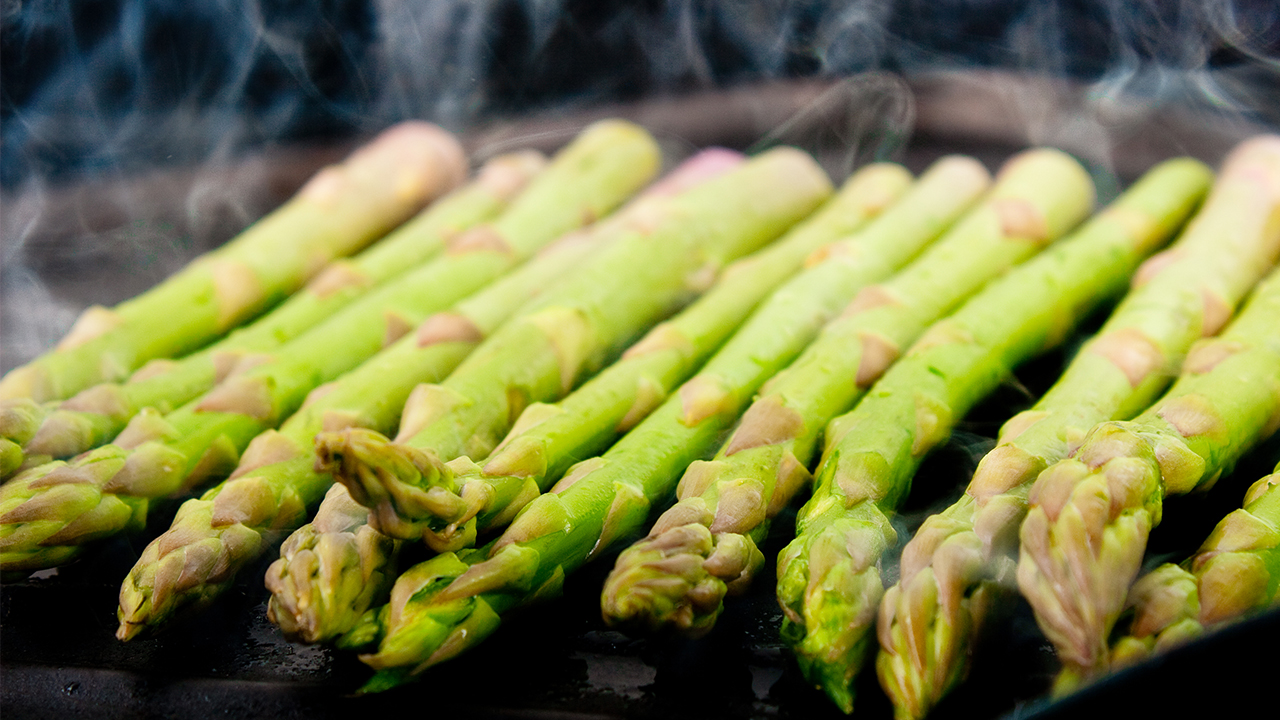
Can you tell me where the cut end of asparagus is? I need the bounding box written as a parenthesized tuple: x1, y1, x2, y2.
(651, 148, 748, 196)
(315, 427, 461, 541)
(307, 121, 468, 210)
(473, 150, 550, 202)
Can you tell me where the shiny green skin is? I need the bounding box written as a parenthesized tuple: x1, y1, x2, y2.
(324, 149, 836, 540)
(258, 148, 754, 645)
(354, 162, 917, 548)
(0, 123, 468, 403)
(9, 157, 537, 473)
(600, 151, 1130, 641)
(339, 155, 989, 691)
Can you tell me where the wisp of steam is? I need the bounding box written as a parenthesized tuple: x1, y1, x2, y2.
(1, 0, 1276, 372)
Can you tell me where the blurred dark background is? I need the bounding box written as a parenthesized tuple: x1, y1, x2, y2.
(3, 0, 1279, 189)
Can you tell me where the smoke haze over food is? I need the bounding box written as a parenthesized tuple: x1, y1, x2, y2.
(3, 0, 1277, 189)
(0, 0, 1277, 372)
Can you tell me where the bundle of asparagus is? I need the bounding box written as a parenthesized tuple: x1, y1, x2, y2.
(342, 159, 917, 552)
(116, 227, 599, 639)
(1, 152, 547, 477)
(0, 122, 467, 403)
(1107, 458, 1280, 668)
(7, 114, 1280, 719)
(331, 153, 993, 692)
(119, 148, 747, 640)
(0, 120, 661, 573)
(600, 149, 1103, 639)
(1018, 260, 1280, 691)
(267, 147, 833, 642)
(876, 144, 1280, 716)
(318, 147, 831, 501)
(776, 156, 1218, 712)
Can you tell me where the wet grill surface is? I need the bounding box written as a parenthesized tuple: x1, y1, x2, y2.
(3, 73, 1279, 719)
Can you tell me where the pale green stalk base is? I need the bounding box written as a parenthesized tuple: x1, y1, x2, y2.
(9, 153, 545, 471)
(0, 123, 468, 403)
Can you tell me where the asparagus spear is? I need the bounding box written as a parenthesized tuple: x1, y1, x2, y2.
(775, 151, 1223, 714)
(263, 150, 750, 643)
(0, 120, 662, 573)
(600, 150, 1120, 640)
(115, 226, 604, 640)
(879, 152, 1262, 718)
(0, 122, 468, 403)
(1017, 263, 1280, 691)
(319, 148, 834, 529)
(1106, 460, 1280, 670)
(3, 152, 547, 476)
(348, 160, 923, 551)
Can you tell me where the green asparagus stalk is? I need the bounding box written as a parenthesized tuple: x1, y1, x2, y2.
(115, 226, 604, 640)
(336, 152, 971, 689)
(263, 149, 751, 643)
(0, 122, 468, 403)
(1017, 262, 1280, 691)
(3, 152, 547, 476)
(349, 160, 925, 551)
(775, 151, 1222, 714)
(600, 150, 1126, 640)
(878, 155, 1252, 718)
(319, 148, 834, 527)
(1106, 460, 1280, 670)
(0, 120, 661, 573)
